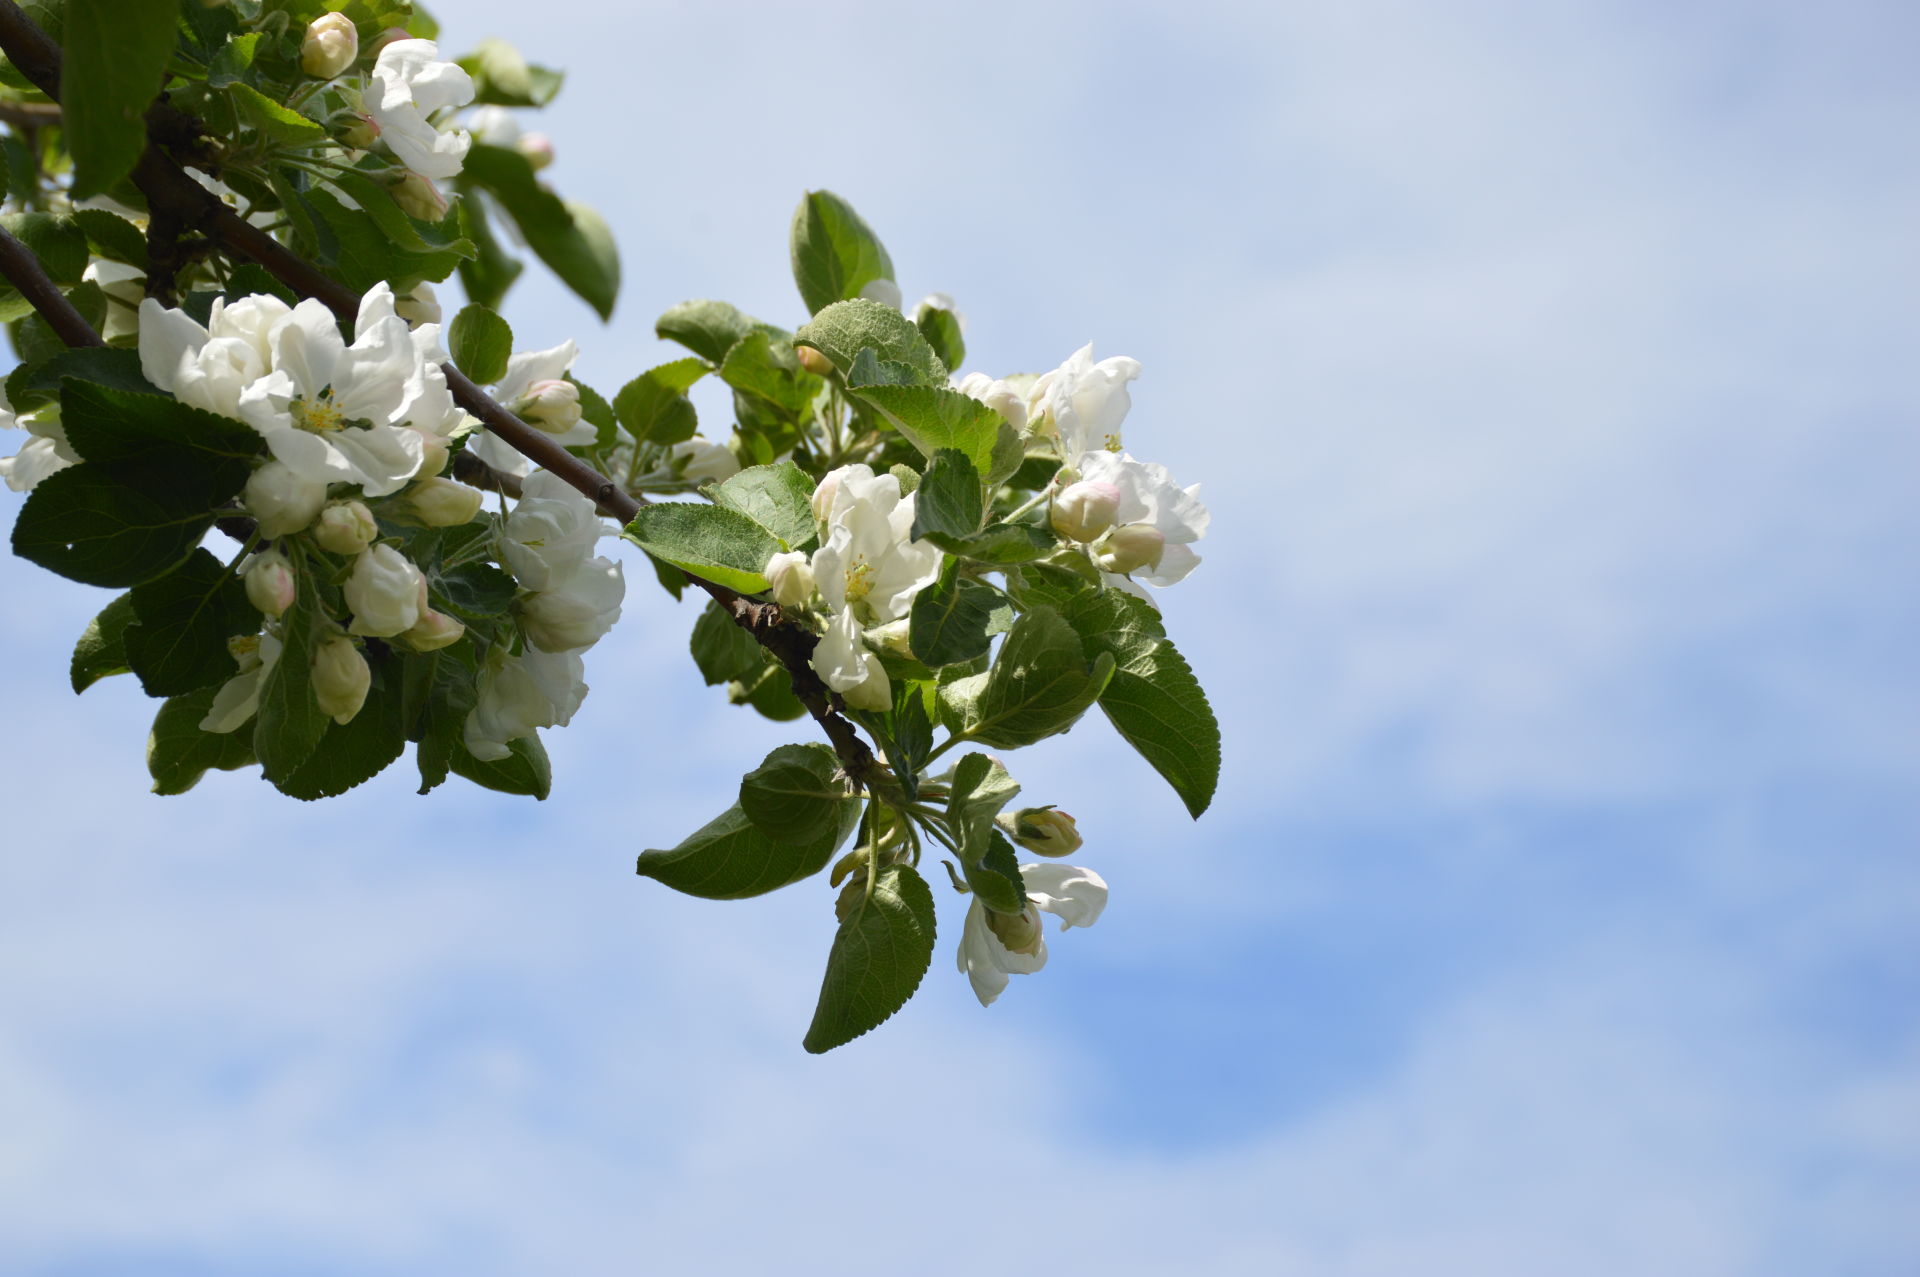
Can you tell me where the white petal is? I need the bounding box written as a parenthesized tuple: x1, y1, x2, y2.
(1021, 862, 1108, 930)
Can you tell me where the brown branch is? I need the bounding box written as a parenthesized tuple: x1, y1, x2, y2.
(0, 99, 57, 129)
(0, 0, 876, 784)
(0, 223, 103, 348)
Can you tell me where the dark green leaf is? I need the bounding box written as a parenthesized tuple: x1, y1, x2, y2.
(794, 299, 945, 386)
(148, 684, 258, 796)
(1, 212, 88, 285)
(58, 380, 259, 472)
(450, 732, 552, 799)
(803, 863, 937, 1054)
(734, 658, 807, 722)
(656, 298, 758, 364)
(325, 168, 475, 257)
(124, 548, 260, 696)
(6, 346, 156, 412)
(11, 461, 228, 588)
(462, 144, 618, 320)
(740, 742, 849, 846)
(948, 605, 1115, 749)
(636, 797, 857, 900)
(790, 190, 896, 317)
(909, 448, 984, 541)
(276, 655, 410, 800)
(908, 561, 1013, 667)
(62, 0, 180, 199)
(965, 830, 1028, 915)
(71, 590, 137, 692)
(228, 82, 329, 146)
(71, 207, 148, 268)
(206, 29, 263, 88)
(689, 597, 760, 685)
(448, 302, 513, 384)
(432, 561, 517, 619)
(916, 304, 965, 373)
(455, 190, 524, 310)
(253, 567, 330, 783)
(922, 520, 1056, 565)
(709, 461, 816, 552)
(622, 503, 779, 594)
(412, 643, 478, 795)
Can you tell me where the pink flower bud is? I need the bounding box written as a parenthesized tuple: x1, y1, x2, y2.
(1050, 479, 1122, 543)
(516, 133, 555, 170)
(311, 500, 378, 555)
(1094, 522, 1166, 575)
(243, 552, 297, 618)
(300, 13, 358, 79)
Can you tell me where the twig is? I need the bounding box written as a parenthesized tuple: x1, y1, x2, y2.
(0, 223, 102, 348)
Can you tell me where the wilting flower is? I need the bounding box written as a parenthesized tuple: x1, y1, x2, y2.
(364, 38, 474, 180)
(956, 862, 1109, 1006)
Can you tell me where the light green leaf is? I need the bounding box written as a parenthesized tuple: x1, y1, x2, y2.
(455, 191, 524, 310)
(740, 742, 850, 846)
(946, 751, 1021, 863)
(908, 561, 1013, 667)
(636, 798, 856, 900)
(124, 548, 260, 697)
(462, 144, 619, 320)
(206, 30, 263, 88)
(916, 304, 965, 374)
(228, 83, 329, 146)
(457, 37, 564, 107)
(148, 685, 258, 796)
(71, 590, 137, 692)
(718, 329, 820, 419)
(62, 0, 180, 199)
(1065, 590, 1220, 818)
(448, 302, 513, 384)
(622, 503, 780, 594)
(790, 189, 896, 317)
(949, 605, 1115, 749)
(612, 361, 702, 446)
(794, 299, 946, 387)
(709, 461, 816, 552)
(656, 298, 759, 364)
(909, 448, 984, 541)
(850, 384, 1000, 475)
(803, 863, 937, 1054)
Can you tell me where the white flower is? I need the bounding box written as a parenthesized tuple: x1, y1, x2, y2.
(1029, 343, 1141, 457)
(0, 389, 77, 493)
(500, 469, 603, 590)
(668, 435, 740, 484)
(467, 104, 521, 147)
(343, 543, 424, 637)
(1073, 449, 1208, 593)
(138, 292, 285, 419)
(1050, 477, 1121, 543)
(395, 283, 441, 328)
(765, 549, 814, 608)
(312, 631, 371, 724)
(957, 862, 1109, 1006)
(463, 646, 587, 761)
(806, 464, 940, 703)
(364, 38, 474, 180)
(83, 259, 145, 343)
(243, 460, 328, 537)
(954, 371, 1027, 432)
(519, 555, 625, 653)
(200, 633, 283, 734)
(300, 13, 358, 80)
(486, 340, 593, 448)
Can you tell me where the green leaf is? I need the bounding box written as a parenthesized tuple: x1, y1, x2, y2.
(276, 657, 409, 800)
(802, 863, 937, 1054)
(923, 520, 1056, 565)
(148, 685, 258, 796)
(455, 190, 524, 311)
(431, 560, 517, 619)
(718, 329, 820, 419)
(689, 597, 760, 685)
(733, 657, 806, 722)
(450, 732, 552, 799)
(295, 186, 470, 293)
(457, 37, 564, 107)
(70, 207, 149, 268)
(790, 189, 896, 317)
(6, 346, 157, 412)
(1, 212, 89, 285)
(58, 380, 259, 473)
(740, 742, 849, 846)
(71, 590, 137, 692)
(411, 642, 479, 795)
(123, 548, 260, 697)
(1066, 590, 1221, 818)
(850, 384, 1000, 475)
(636, 798, 857, 901)
(462, 144, 619, 320)
(916, 304, 965, 374)
(909, 448, 984, 541)
(11, 462, 229, 588)
(61, 0, 180, 199)
(656, 298, 758, 364)
(448, 302, 513, 384)
(622, 503, 779, 594)
(908, 561, 1013, 667)
(252, 568, 330, 784)
(794, 299, 946, 387)
(709, 461, 816, 552)
(1006, 558, 1101, 611)
(612, 361, 702, 446)
(11, 280, 105, 362)
(206, 29, 263, 88)
(966, 830, 1028, 915)
(227, 82, 329, 146)
(324, 168, 476, 257)
(946, 750, 1021, 863)
(947, 605, 1115, 749)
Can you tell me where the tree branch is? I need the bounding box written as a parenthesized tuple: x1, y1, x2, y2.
(0, 222, 103, 348)
(0, 0, 876, 784)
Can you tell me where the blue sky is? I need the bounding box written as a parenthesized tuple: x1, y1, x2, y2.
(2, 1, 1916, 1273)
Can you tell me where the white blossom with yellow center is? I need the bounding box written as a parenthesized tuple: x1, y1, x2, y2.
(806, 464, 941, 711)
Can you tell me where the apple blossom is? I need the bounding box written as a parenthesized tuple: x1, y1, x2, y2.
(501, 470, 602, 591)
(364, 39, 475, 180)
(243, 552, 297, 617)
(1028, 343, 1141, 456)
(766, 550, 814, 608)
(300, 13, 358, 80)
(519, 555, 625, 653)
(464, 646, 588, 761)
(312, 632, 372, 725)
(954, 371, 1027, 432)
(243, 460, 328, 537)
(1050, 477, 1122, 543)
(668, 436, 740, 484)
(0, 390, 77, 493)
(403, 476, 484, 527)
(806, 464, 940, 705)
(311, 499, 379, 555)
(344, 543, 425, 637)
(956, 862, 1108, 1006)
(1072, 449, 1209, 592)
(199, 633, 282, 734)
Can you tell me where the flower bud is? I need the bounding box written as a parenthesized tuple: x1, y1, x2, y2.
(344, 543, 425, 637)
(340, 112, 381, 150)
(312, 632, 371, 725)
(796, 345, 835, 377)
(1094, 522, 1166, 575)
(404, 476, 483, 527)
(766, 550, 814, 608)
(668, 436, 740, 484)
(390, 171, 448, 222)
(997, 807, 1083, 858)
(244, 460, 328, 537)
(300, 12, 358, 79)
(311, 500, 379, 555)
(516, 132, 555, 170)
(399, 608, 465, 652)
(866, 618, 912, 656)
(243, 551, 297, 618)
(395, 284, 441, 327)
(985, 903, 1045, 956)
(409, 427, 452, 477)
(515, 378, 581, 433)
(1051, 479, 1122, 543)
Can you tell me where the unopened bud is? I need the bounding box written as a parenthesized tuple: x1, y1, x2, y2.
(410, 428, 452, 477)
(516, 132, 555, 170)
(244, 460, 327, 537)
(311, 500, 379, 555)
(390, 171, 448, 222)
(300, 13, 358, 79)
(399, 608, 465, 652)
(395, 284, 441, 327)
(243, 551, 297, 618)
(344, 544, 425, 637)
(515, 378, 581, 433)
(866, 618, 912, 656)
(985, 903, 1044, 956)
(998, 807, 1083, 858)
(1094, 522, 1166, 575)
(312, 632, 371, 725)
(404, 477, 483, 527)
(834, 874, 868, 923)
(340, 112, 381, 149)
(766, 550, 814, 608)
(1051, 479, 1122, 543)
(796, 345, 835, 377)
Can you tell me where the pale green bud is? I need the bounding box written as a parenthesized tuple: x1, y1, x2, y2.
(997, 806, 1083, 858)
(300, 13, 359, 79)
(405, 477, 484, 527)
(244, 460, 327, 537)
(1094, 522, 1166, 575)
(390, 171, 447, 222)
(311, 632, 371, 725)
(985, 903, 1044, 956)
(515, 378, 581, 433)
(766, 549, 814, 608)
(399, 608, 465, 652)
